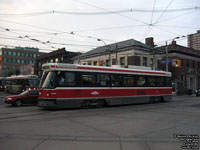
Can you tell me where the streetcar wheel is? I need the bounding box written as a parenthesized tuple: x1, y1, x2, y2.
(15, 100, 22, 107)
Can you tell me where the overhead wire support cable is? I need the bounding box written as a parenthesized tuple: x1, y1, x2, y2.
(0, 7, 199, 16)
(72, 0, 149, 25)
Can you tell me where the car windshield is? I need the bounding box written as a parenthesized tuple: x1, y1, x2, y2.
(20, 90, 29, 95)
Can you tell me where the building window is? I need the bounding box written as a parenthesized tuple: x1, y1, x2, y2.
(198, 61, 200, 69)
(3, 58, 7, 63)
(192, 61, 195, 68)
(142, 57, 147, 66)
(181, 59, 183, 67)
(120, 57, 125, 66)
(17, 52, 20, 56)
(186, 60, 189, 67)
(93, 61, 97, 66)
(106, 60, 110, 66)
(112, 59, 117, 65)
(3, 51, 7, 55)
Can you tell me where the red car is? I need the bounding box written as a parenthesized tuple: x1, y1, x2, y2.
(4, 90, 39, 106)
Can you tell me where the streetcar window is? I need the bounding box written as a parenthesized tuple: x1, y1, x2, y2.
(28, 79, 39, 86)
(97, 73, 110, 87)
(166, 77, 172, 87)
(124, 75, 134, 87)
(147, 76, 158, 87)
(157, 77, 165, 87)
(136, 76, 146, 87)
(63, 72, 76, 86)
(41, 71, 57, 89)
(40, 71, 48, 87)
(111, 74, 123, 87)
(81, 74, 96, 87)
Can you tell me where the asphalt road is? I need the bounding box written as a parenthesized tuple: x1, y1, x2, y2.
(0, 93, 200, 150)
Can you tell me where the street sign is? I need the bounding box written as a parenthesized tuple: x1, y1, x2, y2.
(160, 60, 172, 64)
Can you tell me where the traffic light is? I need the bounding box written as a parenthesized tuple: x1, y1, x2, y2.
(98, 61, 103, 66)
(173, 59, 181, 67)
(0, 57, 2, 65)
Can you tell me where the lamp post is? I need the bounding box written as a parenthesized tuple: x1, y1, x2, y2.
(97, 39, 111, 66)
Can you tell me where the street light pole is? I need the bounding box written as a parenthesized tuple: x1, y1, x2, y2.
(97, 39, 111, 66)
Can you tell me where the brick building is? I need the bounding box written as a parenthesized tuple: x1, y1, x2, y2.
(35, 48, 79, 77)
(0, 47, 43, 77)
(157, 41, 200, 94)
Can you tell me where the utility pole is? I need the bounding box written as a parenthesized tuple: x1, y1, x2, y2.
(165, 41, 169, 72)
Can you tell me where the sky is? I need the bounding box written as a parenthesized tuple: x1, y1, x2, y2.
(0, 0, 200, 53)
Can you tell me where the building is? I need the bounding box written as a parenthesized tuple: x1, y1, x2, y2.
(73, 38, 159, 69)
(35, 48, 79, 77)
(20, 64, 35, 75)
(157, 41, 200, 94)
(0, 47, 43, 77)
(188, 30, 200, 51)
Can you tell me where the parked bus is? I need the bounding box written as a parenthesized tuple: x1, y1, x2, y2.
(38, 63, 172, 109)
(5, 75, 39, 94)
(0, 77, 6, 91)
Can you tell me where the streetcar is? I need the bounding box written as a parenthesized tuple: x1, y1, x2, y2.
(38, 63, 172, 109)
(5, 75, 39, 94)
(0, 77, 6, 91)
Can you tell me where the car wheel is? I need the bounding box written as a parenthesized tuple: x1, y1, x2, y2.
(15, 100, 22, 107)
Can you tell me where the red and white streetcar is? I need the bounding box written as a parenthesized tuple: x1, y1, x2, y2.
(38, 63, 172, 109)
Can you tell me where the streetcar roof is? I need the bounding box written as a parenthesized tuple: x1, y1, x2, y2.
(42, 63, 172, 76)
(6, 75, 38, 80)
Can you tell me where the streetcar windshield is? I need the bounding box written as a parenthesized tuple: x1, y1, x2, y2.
(41, 71, 57, 89)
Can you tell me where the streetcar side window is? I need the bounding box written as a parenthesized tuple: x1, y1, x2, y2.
(135, 76, 146, 87)
(157, 77, 165, 87)
(81, 73, 96, 87)
(166, 77, 172, 87)
(64, 72, 76, 86)
(97, 73, 110, 87)
(124, 75, 135, 87)
(147, 76, 158, 87)
(111, 74, 123, 87)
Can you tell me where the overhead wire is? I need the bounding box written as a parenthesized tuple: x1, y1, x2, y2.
(141, 0, 157, 41)
(71, 0, 149, 25)
(0, 7, 199, 17)
(0, 18, 116, 43)
(141, 0, 175, 41)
